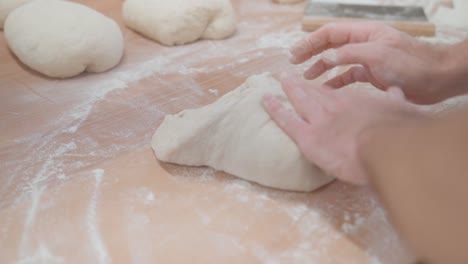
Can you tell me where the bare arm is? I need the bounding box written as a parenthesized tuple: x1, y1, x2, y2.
(441, 41, 468, 100)
(263, 74, 468, 263)
(363, 109, 468, 264)
(266, 23, 468, 262)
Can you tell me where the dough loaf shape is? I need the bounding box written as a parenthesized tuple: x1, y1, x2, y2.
(152, 73, 334, 192)
(0, 0, 32, 29)
(4, 0, 124, 78)
(123, 0, 236, 46)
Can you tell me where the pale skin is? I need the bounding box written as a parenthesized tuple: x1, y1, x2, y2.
(263, 22, 468, 263)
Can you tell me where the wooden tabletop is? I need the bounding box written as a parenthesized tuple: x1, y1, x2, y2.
(0, 0, 465, 263)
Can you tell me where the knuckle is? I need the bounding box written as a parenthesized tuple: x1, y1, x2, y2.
(385, 34, 404, 47)
(369, 22, 395, 35)
(364, 46, 383, 64)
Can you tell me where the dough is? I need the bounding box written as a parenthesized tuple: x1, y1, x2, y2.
(151, 73, 334, 192)
(0, 0, 32, 29)
(4, 0, 124, 78)
(123, 0, 236, 46)
(273, 0, 304, 4)
(432, 0, 468, 29)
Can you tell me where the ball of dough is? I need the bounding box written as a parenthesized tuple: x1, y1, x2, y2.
(152, 73, 334, 192)
(123, 0, 236, 46)
(0, 0, 32, 29)
(4, 0, 124, 78)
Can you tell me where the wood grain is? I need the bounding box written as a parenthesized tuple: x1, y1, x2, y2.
(303, 17, 436, 36)
(2, 0, 463, 263)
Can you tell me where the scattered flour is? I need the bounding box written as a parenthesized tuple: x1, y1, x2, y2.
(167, 166, 409, 263)
(86, 169, 110, 264)
(15, 141, 78, 261)
(3, 0, 462, 262)
(208, 88, 219, 96)
(145, 192, 155, 203)
(285, 204, 309, 222)
(342, 213, 366, 234)
(16, 244, 64, 264)
(256, 31, 306, 50)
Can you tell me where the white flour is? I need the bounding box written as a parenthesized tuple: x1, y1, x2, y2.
(161, 166, 409, 263)
(256, 31, 306, 50)
(86, 169, 110, 264)
(1, 0, 465, 262)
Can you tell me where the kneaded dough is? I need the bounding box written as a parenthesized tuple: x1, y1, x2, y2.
(432, 0, 468, 29)
(4, 0, 124, 78)
(151, 73, 334, 192)
(0, 0, 32, 29)
(123, 0, 236, 46)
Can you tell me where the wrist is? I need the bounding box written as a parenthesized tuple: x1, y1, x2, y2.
(357, 120, 391, 169)
(357, 111, 431, 176)
(435, 41, 468, 99)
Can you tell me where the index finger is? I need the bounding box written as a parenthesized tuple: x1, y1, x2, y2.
(262, 94, 309, 143)
(290, 22, 387, 64)
(280, 73, 326, 121)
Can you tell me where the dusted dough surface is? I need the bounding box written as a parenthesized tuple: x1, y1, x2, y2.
(4, 0, 124, 78)
(152, 73, 334, 192)
(123, 0, 236, 46)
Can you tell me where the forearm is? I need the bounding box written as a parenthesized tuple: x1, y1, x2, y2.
(436, 40, 468, 100)
(361, 108, 468, 264)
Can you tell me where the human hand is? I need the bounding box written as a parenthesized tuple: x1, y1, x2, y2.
(290, 22, 451, 104)
(263, 74, 427, 185)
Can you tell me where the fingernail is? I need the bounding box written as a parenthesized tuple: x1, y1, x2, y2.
(387, 86, 405, 101)
(289, 49, 299, 64)
(322, 49, 338, 64)
(289, 41, 308, 64)
(289, 52, 300, 64)
(290, 41, 304, 54)
(290, 37, 322, 63)
(263, 93, 273, 106)
(292, 37, 320, 51)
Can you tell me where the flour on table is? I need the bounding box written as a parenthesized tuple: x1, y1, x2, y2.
(208, 88, 219, 96)
(123, 0, 236, 46)
(151, 73, 334, 192)
(4, 0, 124, 78)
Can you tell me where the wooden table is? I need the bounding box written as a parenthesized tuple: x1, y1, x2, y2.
(1, 0, 465, 263)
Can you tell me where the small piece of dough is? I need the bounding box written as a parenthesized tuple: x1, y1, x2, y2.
(0, 0, 32, 29)
(123, 0, 236, 46)
(152, 73, 334, 192)
(4, 0, 124, 78)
